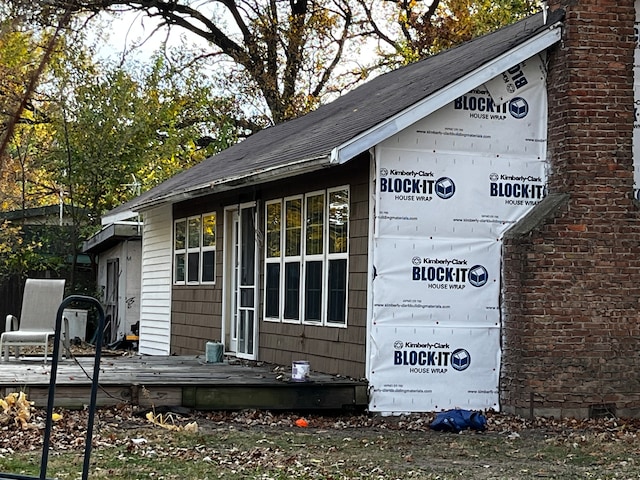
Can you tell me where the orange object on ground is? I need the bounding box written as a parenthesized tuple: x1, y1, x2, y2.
(295, 418, 309, 427)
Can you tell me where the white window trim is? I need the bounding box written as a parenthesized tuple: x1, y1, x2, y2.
(200, 212, 217, 285)
(173, 219, 186, 285)
(186, 215, 201, 285)
(264, 199, 283, 323)
(301, 190, 326, 326)
(173, 212, 217, 285)
(263, 186, 349, 328)
(325, 186, 350, 327)
(282, 195, 303, 324)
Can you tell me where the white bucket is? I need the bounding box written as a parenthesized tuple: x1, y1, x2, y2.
(291, 360, 310, 382)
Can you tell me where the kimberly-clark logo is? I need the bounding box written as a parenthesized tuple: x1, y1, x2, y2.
(379, 169, 455, 200)
(411, 257, 488, 289)
(509, 97, 529, 119)
(489, 172, 545, 206)
(451, 349, 471, 371)
(393, 341, 471, 373)
(435, 177, 455, 199)
(468, 265, 489, 287)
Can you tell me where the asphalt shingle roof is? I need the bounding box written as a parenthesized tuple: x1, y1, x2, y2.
(106, 10, 561, 220)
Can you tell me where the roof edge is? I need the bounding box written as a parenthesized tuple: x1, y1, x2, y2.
(330, 20, 563, 165)
(102, 155, 331, 224)
(83, 222, 142, 254)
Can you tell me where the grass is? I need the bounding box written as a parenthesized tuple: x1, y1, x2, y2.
(0, 420, 639, 480)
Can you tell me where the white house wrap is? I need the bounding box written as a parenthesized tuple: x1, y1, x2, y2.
(368, 54, 548, 412)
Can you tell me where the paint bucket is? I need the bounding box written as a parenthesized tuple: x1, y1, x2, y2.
(205, 341, 224, 363)
(291, 360, 310, 382)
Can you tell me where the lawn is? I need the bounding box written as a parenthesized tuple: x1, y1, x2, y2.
(0, 406, 638, 479)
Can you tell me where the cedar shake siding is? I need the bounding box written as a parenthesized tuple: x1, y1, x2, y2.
(170, 153, 370, 379)
(259, 154, 370, 379)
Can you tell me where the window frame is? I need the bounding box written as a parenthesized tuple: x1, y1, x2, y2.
(301, 190, 326, 326)
(264, 200, 283, 323)
(282, 195, 303, 324)
(173, 212, 217, 285)
(186, 215, 201, 285)
(325, 187, 350, 326)
(173, 219, 187, 285)
(262, 186, 349, 328)
(201, 212, 217, 284)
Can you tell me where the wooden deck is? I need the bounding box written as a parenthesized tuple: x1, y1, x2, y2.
(0, 355, 369, 411)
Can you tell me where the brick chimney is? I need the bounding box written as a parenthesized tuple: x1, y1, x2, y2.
(501, 0, 639, 418)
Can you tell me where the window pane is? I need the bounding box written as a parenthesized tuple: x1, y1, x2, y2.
(305, 261, 322, 322)
(306, 194, 324, 255)
(241, 207, 255, 286)
(188, 217, 201, 248)
(175, 253, 185, 282)
(329, 189, 349, 254)
(240, 287, 254, 308)
(265, 263, 280, 318)
(266, 202, 281, 258)
(327, 259, 347, 324)
(188, 252, 199, 282)
(284, 262, 300, 320)
(247, 310, 254, 355)
(285, 198, 301, 257)
(203, 214, 216, 247)
(175, 220, 186, 250)
(238, 311, 246, 353)
(202, 251, 215, 282)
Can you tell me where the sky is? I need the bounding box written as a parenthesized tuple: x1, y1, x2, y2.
(96, 13, 165, 62)
(96, 10, 207, 64)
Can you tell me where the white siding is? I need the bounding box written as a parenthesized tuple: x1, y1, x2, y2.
(139, 205, 172, 355)
(123, 239, 142, 336)
(96, 239, 142, 341)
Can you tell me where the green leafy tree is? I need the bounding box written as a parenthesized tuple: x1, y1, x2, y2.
(46, 54, 238, 220)
(362, 0, 540, 66)
(0, 221, 62, 281)
(0, 16, 69, 212)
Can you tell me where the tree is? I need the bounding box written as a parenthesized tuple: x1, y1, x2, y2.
(45, 54, 239, 221)
(361, 0, 540, 66)
(0, 17, 68, 211)
(0, 4, 73, 172)
(0, 8, 243, 220)
(7, 0, 361, 129)
(5, 0, 540, 130)
(0, 221, 63, 281)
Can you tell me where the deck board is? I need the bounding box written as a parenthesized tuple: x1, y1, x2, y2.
(0, 355, 368, 411)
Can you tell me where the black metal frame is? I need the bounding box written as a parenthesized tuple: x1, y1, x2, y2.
(0, 295, 105, 480)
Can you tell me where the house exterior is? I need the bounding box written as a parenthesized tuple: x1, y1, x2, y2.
(83, 222, 142, 345)
(104, 0, 640, 417)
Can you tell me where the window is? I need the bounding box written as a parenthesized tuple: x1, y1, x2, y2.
(327, 188, 349, 324)
(202, 214, 216, 282)
(173, 212, 216, 284)
(264, 187, 349, 327)
(283, 197, 302, 322)
(265, 201, 281, 318)
(174, 220, 186, 282)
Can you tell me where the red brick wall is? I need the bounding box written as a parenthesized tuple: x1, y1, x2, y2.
(501, 0, 640, 418)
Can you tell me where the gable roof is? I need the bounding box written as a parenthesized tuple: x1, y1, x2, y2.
(104, 10, 563, 225)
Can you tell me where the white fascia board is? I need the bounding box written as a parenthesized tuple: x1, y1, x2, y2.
(330, 23, 562, 165)
(102, 209, 140, 226)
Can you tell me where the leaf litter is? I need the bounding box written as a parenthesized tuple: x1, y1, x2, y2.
(0, 392, 640, 479)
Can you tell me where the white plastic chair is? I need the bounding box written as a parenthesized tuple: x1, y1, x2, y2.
(0, 278, 69, 363)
